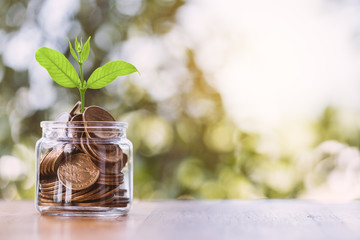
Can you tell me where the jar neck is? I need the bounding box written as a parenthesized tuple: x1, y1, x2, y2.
(41, 121, 128, 140)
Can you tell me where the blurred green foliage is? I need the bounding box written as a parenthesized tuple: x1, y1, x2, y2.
(0, 0, 359, 200)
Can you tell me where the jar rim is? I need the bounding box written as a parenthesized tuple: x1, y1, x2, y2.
(40, 121, 128, 129)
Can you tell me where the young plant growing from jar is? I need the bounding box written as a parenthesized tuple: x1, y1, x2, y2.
(34, 37, 137, 216)
(35, 37, 138, 113)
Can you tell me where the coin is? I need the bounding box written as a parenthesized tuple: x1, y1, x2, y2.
(74, 197, 117, 207)
(40, 148, 65, 177)
(42, 184, 98, 202)
(38, 192, 62, 201)
(75, 186, 126, 203)
(57, 153, 100, 191)
(69, 101, 81, 117)
(39, 181, 62, 192)
(68, 186, 103, 202)
(112, 196, 130, 204)
(79, 133, 127, 175)
(38, 196, 61, 204)
(49, 148, 65, 174)
(72, 185, 110, 202)
(97, 179, 124, 185)
(97, 172, 124, 185)
(70, 113, 83, 122)
(79, 134, 98, 162)
(55, 112, 71, 122)
(122, 153, 128, 168)
(83, 106, 119, 139)
(69, 114, 84, 143)
(39, 180, 59, 198)
(39, 150, 51, 175)
(77, 194, 130, 207)
(87, 139, 123, 163)
(63, 143, 78, 155)
(38, 201, 64, 206)
(81, 136, 122, 165)
(97, 160, 121, 173)
(83, 105, 115, 122)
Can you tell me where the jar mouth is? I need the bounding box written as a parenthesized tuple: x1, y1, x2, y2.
(40, 121, 128, 129)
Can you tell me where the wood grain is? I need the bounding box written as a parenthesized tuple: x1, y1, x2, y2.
(0, 200, 359, 240)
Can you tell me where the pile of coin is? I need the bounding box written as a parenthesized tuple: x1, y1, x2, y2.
(38, 102, 130, 208)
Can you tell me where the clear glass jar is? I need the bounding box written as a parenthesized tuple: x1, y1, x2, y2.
(35, 121, 133, 217)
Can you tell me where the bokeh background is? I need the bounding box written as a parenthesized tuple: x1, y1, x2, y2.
(1, 0, 360, 202)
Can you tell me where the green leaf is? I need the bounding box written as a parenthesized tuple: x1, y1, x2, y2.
(81, 36, 91, 63)
(35, 47, 80, 88)
(87, 60, 138, 89)
(67, 37, 78, 61)
(75, 37, 81, 53)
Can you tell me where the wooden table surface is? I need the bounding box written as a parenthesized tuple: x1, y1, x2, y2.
(1, 200, 360, 240)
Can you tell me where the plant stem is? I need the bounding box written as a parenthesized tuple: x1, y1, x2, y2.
(80, 88, 85, 113)
(79, 62, 84, 85)
(79, 62, 85, 113)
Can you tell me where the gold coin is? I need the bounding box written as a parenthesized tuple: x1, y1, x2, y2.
(57, 153, 100, 191)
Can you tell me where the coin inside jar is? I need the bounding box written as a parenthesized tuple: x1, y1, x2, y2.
(69, 101, 81, 117)
(57, 153, 100, 191)
(70, 113, 83, 122)
(69, 113, 84, 140)
(40, 148, 65, 178)
(55, 112, 71, 122)
(83, 106, 119, 139)
(87, 139, 123, 163)
(83, 105, 115, 122)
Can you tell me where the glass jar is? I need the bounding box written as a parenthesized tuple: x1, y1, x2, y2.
(35, 121, 133, 217)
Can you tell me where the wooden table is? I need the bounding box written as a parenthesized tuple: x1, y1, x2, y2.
(1, 200, 360, 240)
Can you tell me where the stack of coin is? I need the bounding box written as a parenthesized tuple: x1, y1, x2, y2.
(38, 103, 130, 208)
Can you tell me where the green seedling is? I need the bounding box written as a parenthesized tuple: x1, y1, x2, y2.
(35, 36, 139, 113)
